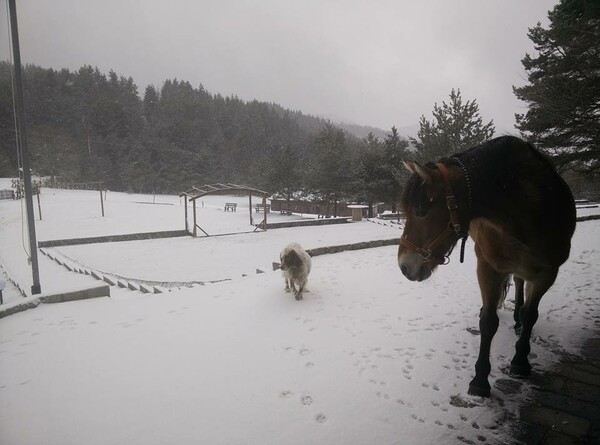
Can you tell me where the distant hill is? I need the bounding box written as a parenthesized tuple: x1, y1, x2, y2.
(333, 122, 389, 140)
(331, 121, 418, 142)
(395, 124, 419, 139)
(334, 121, 419, 152)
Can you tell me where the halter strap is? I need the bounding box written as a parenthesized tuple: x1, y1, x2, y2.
(400, 162, 468, 264)
(400, 224, 456, 264)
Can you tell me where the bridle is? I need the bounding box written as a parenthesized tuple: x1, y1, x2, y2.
(400, 161, 469, 265)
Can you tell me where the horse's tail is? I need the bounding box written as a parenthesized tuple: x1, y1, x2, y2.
(497, 274, 512, 309)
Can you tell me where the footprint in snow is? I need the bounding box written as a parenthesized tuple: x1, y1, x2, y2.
(315, 413, 328, 423)
(298, 347, 311, 356)
(301, 395, 313, 405)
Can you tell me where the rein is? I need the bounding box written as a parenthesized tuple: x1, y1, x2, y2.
(400, 161, 470, 264)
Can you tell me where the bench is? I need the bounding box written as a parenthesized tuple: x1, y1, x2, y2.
(378, 212, 403, 220)
(255, 204, 271, 213)
(0, 189, 15, 200)
(224, 202, 237, 212)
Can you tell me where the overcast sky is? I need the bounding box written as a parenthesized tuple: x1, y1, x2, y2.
(1, 0, 557, 135)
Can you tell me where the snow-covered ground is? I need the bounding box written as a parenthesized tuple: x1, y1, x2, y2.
(1, 180, 599, 445)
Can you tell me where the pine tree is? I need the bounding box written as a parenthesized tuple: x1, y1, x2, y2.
(308, 122, 352, 216)
(412, 89, 495, 161)
(260, 145, 302, 199)
(514, 0, 600, 172)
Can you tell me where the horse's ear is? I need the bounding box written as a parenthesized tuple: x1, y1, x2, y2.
(403, 160, 416, 173)
(404, 160, 444, 197)
(404, 161, 439, 185)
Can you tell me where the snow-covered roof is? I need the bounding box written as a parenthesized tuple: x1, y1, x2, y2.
(180, 183, 269, 201)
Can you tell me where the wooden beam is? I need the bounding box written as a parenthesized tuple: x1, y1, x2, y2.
(262, 194, 267, 230)
(193, 199, 197, 237)
(249, 193, 253, 226)
(184, 195, 188, 233)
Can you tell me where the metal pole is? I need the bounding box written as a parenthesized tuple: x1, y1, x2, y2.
(9, 0, 41, 294)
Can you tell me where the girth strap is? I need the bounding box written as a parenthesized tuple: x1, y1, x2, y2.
(436, 163, 462, 237)
(438, 162, 469, 263)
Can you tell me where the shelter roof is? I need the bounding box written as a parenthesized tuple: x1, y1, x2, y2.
(180, 183, 269, 201)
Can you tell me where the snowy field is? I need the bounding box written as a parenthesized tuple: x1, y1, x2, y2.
(1, 180, 599, 445)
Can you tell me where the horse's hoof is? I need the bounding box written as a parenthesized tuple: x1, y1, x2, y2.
(510, 362, 531, 378)
(295, 295, 303, 301)
(468, 379, 491, 398)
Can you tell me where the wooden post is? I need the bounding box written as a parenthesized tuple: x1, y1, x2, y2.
(249, 193, 253, 226)
(184, 195, 189, 233)
(262, 194, 267, 230)
(193, 199, 197, 237)
(100, 185, 105, 217)
(36, 191, 42, 220)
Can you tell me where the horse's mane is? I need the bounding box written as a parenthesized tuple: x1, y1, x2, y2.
(445, 136, 534, 213)
(401, 136, 543, 214)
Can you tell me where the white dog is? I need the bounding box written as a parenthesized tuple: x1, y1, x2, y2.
(280, 243, 312, 300)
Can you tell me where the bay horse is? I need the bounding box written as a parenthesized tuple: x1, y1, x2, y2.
(397, 136, 576, 397)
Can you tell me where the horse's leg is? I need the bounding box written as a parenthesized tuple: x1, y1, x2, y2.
(513, 276, 525, 335)
(510, 267, 559, 377)
(469, 254, 507, 397)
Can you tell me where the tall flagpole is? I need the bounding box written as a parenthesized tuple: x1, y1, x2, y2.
(8, 0, 41, 295)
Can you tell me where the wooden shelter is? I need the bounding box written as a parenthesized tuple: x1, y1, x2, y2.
(180, 183, 270, 237)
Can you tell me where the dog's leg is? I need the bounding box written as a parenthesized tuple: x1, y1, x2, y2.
(295, 280, 307, 300)
(284, 277, 291, 292)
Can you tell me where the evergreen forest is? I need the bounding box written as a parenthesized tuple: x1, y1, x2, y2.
(0, 62, 374, 200)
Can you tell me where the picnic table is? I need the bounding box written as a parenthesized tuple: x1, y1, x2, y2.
(224, 202, 237, 212)
(255, 204, 271, 213)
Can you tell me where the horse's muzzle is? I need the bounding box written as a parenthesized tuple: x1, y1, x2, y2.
(398, 255, 433, 282)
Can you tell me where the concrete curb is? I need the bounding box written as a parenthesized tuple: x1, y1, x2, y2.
(306, 238, 400, 257)
(0, 283, 110, 319)
(577, 214, 600, 223)
(261, 217, 349, 229)
(38, 229, 189, 248)
(40, 284, 110, 304)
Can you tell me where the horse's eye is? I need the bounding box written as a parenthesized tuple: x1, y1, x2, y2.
(414, 202, 431, 217)
(413, 189, 432, 217)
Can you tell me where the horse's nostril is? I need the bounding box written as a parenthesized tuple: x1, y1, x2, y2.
(400, 265, 408, 277)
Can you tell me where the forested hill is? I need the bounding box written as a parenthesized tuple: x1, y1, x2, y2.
(0, 62, 386, 194)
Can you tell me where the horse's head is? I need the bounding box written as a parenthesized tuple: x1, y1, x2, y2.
(398, 160, 463, 282)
